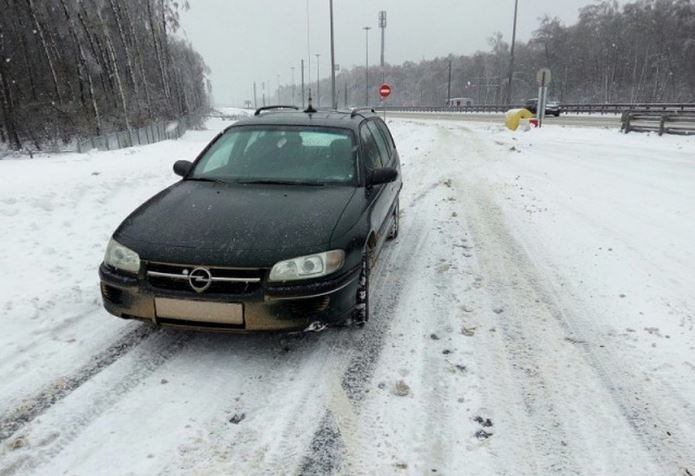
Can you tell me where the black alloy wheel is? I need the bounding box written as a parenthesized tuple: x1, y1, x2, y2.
(351, 251, 370, 327)
(387, 200, 400, 240)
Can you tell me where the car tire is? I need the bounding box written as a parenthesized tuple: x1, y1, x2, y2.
(387, 200, 399, 240)
(351, 251, 370, 327)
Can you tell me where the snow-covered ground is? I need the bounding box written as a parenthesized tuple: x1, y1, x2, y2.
(1, 116, 694, 475)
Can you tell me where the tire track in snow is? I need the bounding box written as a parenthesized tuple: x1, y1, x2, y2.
(468, 122, 695, 471)
(525, 253, 695, 472)
(0, 323, 158, 444)
(457, 171, 586, 474)
(297, 215, 431, 475)
(453, 124, 693, 473)
(0, 327, 194, 475)
(297, 124, 470, 475)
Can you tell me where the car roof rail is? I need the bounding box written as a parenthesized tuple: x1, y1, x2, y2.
(350, 107, 376, 118)
(254, 105, 300, 116)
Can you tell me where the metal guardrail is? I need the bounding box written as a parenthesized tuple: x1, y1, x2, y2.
(383, 103, 695, 115)
(561, 103, 695, 115)
(621, 112, 695, 136)
(384, 105, 514, 113)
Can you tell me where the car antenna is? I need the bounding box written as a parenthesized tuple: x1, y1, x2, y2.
(304, 89, 317, 114)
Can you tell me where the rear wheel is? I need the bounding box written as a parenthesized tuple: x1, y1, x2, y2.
(387, 200, 399, 240)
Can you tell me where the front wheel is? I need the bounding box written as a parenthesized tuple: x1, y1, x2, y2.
(387, 200, 399, 240)
(351, 252, 370, 327)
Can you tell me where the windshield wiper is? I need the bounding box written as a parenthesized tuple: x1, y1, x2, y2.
(237, 179, 325, 186)
(185, 177, 229, 184)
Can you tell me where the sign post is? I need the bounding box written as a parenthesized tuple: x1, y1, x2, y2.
(379, 82, 392, 120)
(536, 68, 551, 128)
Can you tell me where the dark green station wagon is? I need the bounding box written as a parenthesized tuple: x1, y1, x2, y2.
(99, 106, 402, 332)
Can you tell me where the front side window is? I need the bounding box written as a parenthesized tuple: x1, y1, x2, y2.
(190, 126, 356, 184)
(366, 121, 391, 165)
(373, 119, 395, 156)
(359, 124, 384, 171)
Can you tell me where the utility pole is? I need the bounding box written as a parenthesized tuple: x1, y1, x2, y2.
(276, 74, 281, 104)
(379, 11, 387, 83)
(344, 82, 348, 108)
(330, 0, 337, 109)
(315, 53, 320, 107)
(447, 57, 452, 105)
(253, 82, 258, 109)
(301, 59, 305, 107)
(364, 26, 371, 106)
(306, 0, 311, 91)
(290, 66, 297, 105)
(262, 81, 266, 107)
(507, 0, 519, 105)
(291, 67, 296, 105)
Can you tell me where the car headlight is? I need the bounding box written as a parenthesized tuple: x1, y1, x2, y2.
(104, 238, 141, 274)
(269, 250, 345, 282)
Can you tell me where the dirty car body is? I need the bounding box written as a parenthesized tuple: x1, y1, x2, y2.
(99, 108, 402, 332)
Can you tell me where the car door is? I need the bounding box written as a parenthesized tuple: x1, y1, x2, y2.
(359, 121, 391, 249)
(366, 119, 401, 232)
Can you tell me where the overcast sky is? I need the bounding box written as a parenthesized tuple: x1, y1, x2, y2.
(179, 0, 615, 106)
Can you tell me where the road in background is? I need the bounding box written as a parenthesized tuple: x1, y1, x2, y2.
(387, 111, 621, 128)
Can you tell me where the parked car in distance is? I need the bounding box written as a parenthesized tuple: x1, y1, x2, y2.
(446, 97, 474, 107)
(99, 106, 402, 333)
(524, 98, 561, 117)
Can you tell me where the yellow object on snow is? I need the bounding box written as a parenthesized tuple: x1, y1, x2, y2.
(505, 108, 534, 131)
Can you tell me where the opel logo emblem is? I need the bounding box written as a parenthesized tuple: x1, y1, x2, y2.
(188, 267, 212, 293)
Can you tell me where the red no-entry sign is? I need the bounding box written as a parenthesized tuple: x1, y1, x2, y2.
(379, 83, 392, 99)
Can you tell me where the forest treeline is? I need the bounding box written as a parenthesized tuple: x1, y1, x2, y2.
(0, 0, 210, 151)
(303, 0, 695, 108)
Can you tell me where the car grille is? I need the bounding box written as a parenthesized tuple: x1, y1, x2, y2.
(146, 262, 264, 295)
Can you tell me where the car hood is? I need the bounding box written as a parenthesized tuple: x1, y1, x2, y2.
(115, 180, 356, 264)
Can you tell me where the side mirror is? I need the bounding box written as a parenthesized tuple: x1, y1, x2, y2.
(173, 160, 193, 177)
(368, 167, 399, 186)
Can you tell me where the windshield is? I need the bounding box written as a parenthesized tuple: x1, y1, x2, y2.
(190, 126, 356, 185)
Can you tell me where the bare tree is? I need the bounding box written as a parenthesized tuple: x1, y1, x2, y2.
(0, 0, 210, 150)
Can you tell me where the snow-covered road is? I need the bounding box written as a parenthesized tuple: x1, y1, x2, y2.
(1, 117, 694, 475)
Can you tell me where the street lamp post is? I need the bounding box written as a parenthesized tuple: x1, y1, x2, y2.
(301, 59, 305, 108)
(363, 26, 371, 106)
(507, 0, 519, 105)
(291, 67, 296, 105)
(276, 74, 281, 104)
(330, 0, 337, 109)
(447, 57, 452, 105)
(315, 53, 320, 107)
(379, 11, 387, 83)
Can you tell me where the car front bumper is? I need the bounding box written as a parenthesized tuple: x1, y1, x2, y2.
(99, 263, 360, 332)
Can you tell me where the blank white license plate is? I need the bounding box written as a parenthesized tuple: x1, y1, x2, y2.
(155, 298, 244, 325)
